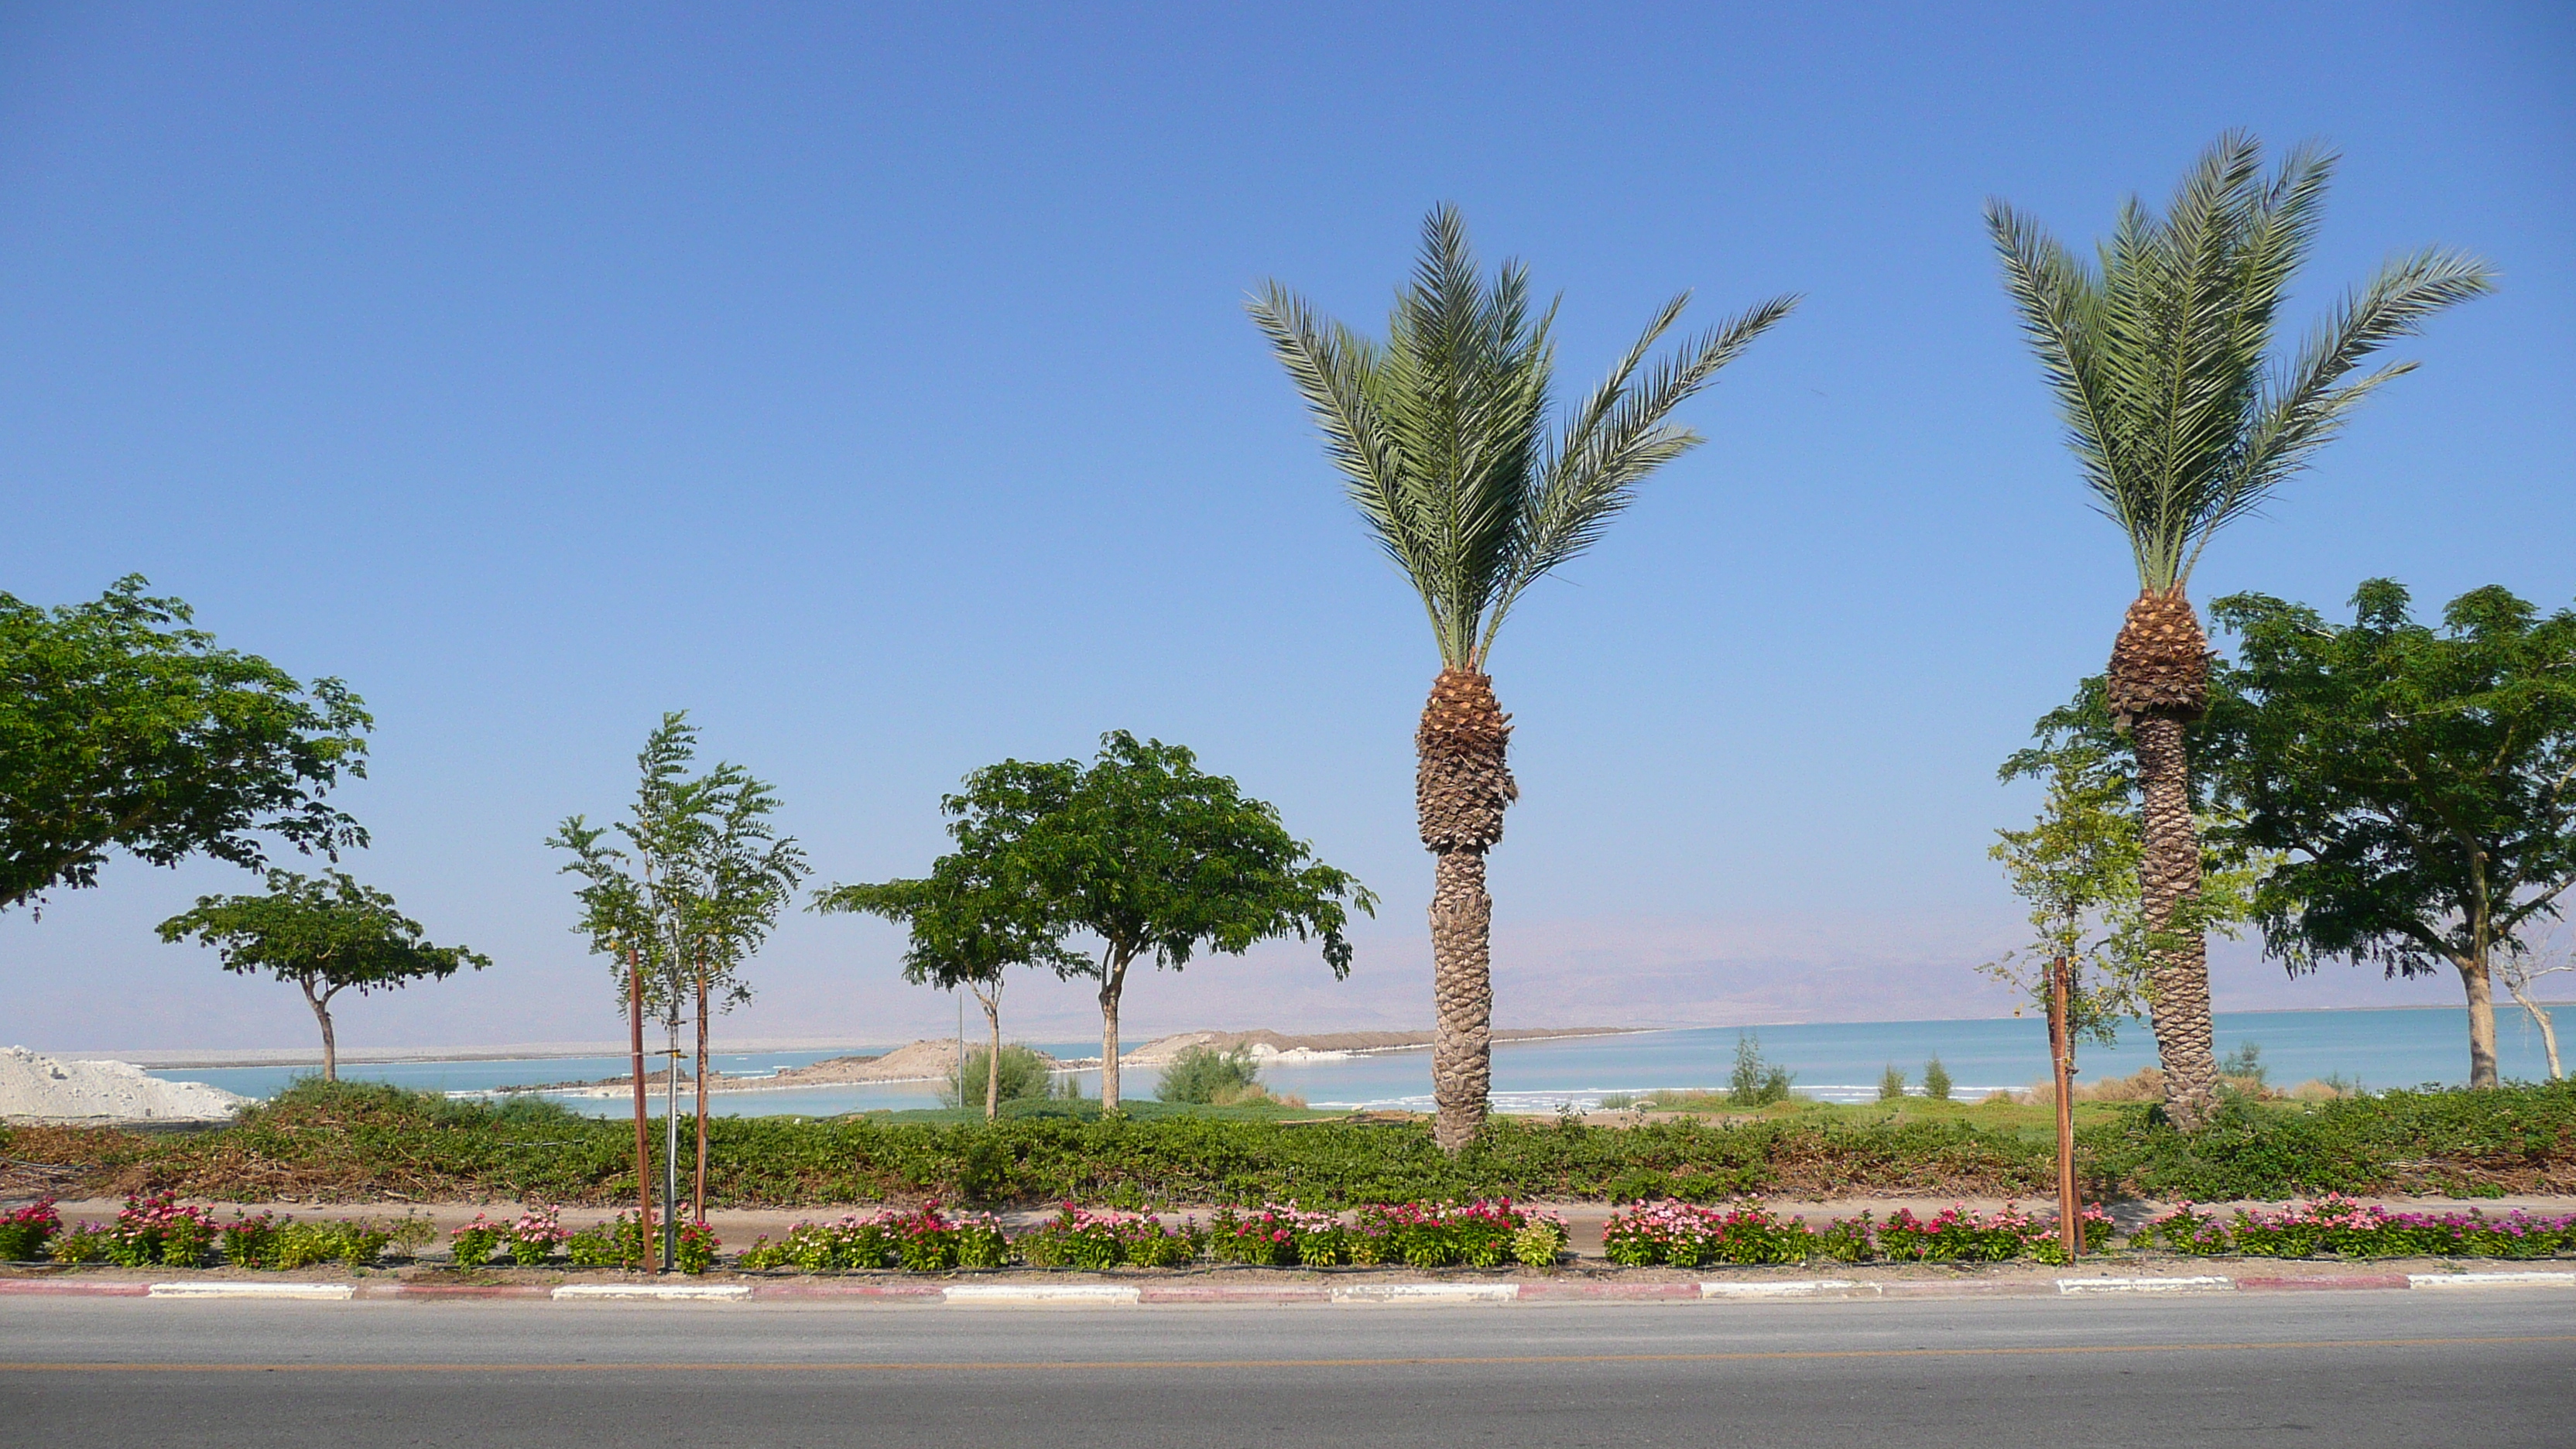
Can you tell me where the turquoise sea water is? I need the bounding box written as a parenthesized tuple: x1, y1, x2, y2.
(144, 1005, 2561, 1117)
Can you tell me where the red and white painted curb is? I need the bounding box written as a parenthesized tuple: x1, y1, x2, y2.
(4, 1269, 2569, 1304)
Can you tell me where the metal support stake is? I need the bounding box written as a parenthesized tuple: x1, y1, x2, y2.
(2050, 955, 2078, 1261)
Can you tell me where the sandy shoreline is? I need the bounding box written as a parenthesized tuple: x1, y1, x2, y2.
(476, 1026, 1656, 1100)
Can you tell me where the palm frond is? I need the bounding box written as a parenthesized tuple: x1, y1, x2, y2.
(1253, 204, 1793, 668)
(1990, 132, 2492, 592)
(1485, 293, 1798, 652)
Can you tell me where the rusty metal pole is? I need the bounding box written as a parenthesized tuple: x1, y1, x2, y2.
(694, 968, 710, 1225)
(627, 944, 653, 1270)
(2051, 955, 2078, 1261)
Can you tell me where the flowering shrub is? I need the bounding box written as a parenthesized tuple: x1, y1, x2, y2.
(47, 1223, 114, 1262)
(1876, 1203, 2112, 1262)
(0, 1198, 62, 1261)
(1351, 1201, 1555, 1269)
(2131, 1201, 2230, 1255)
(738, 1214, 896, 1272)
(2133, 1196, 2576, 1259)
(1605, 1201, 1825, 1266)
(507, 1203, 567, 1265)
(887, 1203, 1009, 1269)
(737, 1204, 1005, 1272)
(450, 1213, 507, 1267)
(1019, 1206, 1199, 1269)
(673, 1221, 721, 1275)
(1208, 1205, 1332, 1266)
(1603, 1200, 2108, 1266)
(104, 1192, 220, 1268)
(224, 1211, 395, 1269)
(222, 1211, 283, 1267)
(565, 1212, 651, 1269)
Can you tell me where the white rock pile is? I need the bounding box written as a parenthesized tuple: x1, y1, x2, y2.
(0, 1046, 248, 1122)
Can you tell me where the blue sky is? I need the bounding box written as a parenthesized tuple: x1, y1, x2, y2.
(4, 2, 2567, 1053)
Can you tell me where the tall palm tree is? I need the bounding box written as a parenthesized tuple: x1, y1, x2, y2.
(1250, 206, 1796, 1151)
(1987, 132, 2490, 1129)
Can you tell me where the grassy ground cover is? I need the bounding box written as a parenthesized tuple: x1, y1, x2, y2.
(4, 1077, 2568, 1209)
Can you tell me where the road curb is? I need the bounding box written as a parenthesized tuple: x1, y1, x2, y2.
(0, 1279, 150, 1297)
(751, 1282, 942, 1300)
(365, 1283, 553, 1300)
(1876, 1279, 2055, 1298)
(1331, 1283, 1519, 1303)
(2056, 1276, 2233, 1295)
(944, 1284, 1141, 1305)
(551, 1283, 750, 1301)
(1137, 1284, 1332, 1304)
(1514, 1281, 1698, 1301)
(147, 1281, 354, 1300)
(1699, 1279, 1867, 1300)
(2406, 1271, 2576, 1290)
(2234, 1274, 2409, 1292)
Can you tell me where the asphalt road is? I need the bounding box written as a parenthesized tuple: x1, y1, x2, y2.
(5, 1290, 2569, 1448)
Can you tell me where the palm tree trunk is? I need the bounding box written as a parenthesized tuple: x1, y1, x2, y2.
(1416, 668, 1515, 1153)
(2133, 716, 2219, 1129)
(1430, 848, 1493, 1149)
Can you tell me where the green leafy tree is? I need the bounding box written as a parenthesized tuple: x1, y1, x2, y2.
(155, 870, 488, 1080)
(1922, 1057, 1953, 1101)
(1999, 688, 2274, 1091)
(1250, 205, 1796, 1150)
(1985, 133, 2490, 1127)
(816, 815, 1083, 1121)
(2, 577, 371, 915)
(2204, 581, 2576, 1089)
(888, 732, 1373, 1114)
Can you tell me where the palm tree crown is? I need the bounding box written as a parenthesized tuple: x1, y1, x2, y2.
(1249, 205, 1797, 666)
(1986, 131, 2492, 594)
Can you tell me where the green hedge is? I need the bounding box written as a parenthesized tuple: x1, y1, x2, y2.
(5, 1077, 2568, 1207)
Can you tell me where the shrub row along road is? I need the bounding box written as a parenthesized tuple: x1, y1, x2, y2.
(4, 1290, 2569, 1447)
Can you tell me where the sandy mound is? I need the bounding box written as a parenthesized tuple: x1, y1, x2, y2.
(0, 1046, 249, 1123)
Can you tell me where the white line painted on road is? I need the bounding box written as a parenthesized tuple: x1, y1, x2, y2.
(1329, 1283, 1519, 1303)
(2406, 1272, 2576, 1290)
(2056, 1276, 2233, 1294)
(941, 1285, 1142, 1305)
(1699, 1280, 1866, 1299)
(550, 1284, 752, 1301)
(146, 1282, 355, 1300)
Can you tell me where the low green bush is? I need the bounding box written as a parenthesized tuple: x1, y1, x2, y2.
(1156, 1046, 1262, 1105)
(9, 1076, 2569, 1209)
(937, 1046, 1054, 1110)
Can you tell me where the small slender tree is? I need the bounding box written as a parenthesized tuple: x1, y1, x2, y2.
(817, 859, 1081, 1121)
(551, 714, 801, 1242)
(1987, 132, 2491, 1126)
(156, 869, 488, 1081)
(2204, 581, 2576, 1088)
(674, 763, 804, 1214)
(1252, 206, 1793, 1151)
